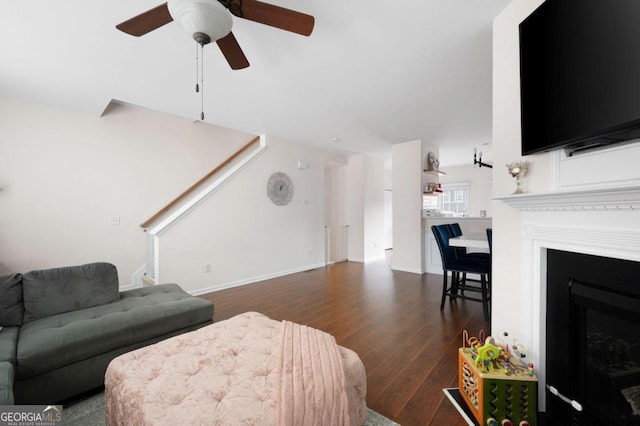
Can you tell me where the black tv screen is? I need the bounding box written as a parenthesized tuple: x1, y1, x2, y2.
(519, 0, 640, 156)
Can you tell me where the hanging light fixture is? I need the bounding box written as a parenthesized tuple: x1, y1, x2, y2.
(473, 148, 493, 168)
(168, 0, 234, 120)
(168, 0, 233, 45)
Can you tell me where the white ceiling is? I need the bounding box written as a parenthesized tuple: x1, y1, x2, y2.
(0, 0, 509, 166)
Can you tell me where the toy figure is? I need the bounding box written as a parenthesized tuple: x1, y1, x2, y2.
(475, 338, 503, 372)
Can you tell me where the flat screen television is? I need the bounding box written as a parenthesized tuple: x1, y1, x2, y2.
(519, 0, 640, 156)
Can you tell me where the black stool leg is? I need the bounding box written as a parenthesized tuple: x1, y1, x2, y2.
(440, 271, 448, 309)
(480, 274, 490, 321)
(450, 272, 459, 301)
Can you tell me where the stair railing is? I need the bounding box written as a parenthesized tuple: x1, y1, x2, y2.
(141, 134, 266, 282)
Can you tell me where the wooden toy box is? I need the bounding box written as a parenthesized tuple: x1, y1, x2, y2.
(458, 347, 538, 426)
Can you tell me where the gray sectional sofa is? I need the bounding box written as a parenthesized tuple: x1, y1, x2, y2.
(0, 262, 214, 404)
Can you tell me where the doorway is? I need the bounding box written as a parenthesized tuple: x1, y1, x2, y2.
(324, 164, 348, 264)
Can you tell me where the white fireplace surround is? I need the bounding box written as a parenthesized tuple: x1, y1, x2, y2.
(496, 184, 640, 410)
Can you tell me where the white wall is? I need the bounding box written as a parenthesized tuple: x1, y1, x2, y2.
(391, 140, 424, 273)
(363, 155, 386, 261)
(345, 155, 365, 262)
(492, 0, 549, 346)
(159, 137, 334, 294)
(0, 97, 251, 283)
(0, 96, 349, 292)
(440, 163, 493, 217)
(494, 0, 640, 390)
(342, 154, 386, 263)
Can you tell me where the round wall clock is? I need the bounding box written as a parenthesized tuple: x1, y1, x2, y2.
(267, 172, 294, 206)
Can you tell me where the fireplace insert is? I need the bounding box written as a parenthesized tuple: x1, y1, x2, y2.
(546, 250, 640, 425)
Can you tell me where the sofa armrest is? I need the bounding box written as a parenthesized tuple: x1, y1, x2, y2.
(0, 327, 19, 364)
(0, 362, 14, 405)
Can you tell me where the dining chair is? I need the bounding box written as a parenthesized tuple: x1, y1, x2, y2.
(447, 223, 490, 288)
(486, 228, 493, 254)
(431, 224, 492, 321)
(447, 223, 465, 256)
(438, 222, 492, 283)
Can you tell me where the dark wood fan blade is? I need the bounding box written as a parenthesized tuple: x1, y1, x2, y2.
(116, 3, 173, 37)
(216, 32, 250, 70)
(235, 0, 314, 36)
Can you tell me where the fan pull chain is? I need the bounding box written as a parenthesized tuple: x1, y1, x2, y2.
(200, 42, 205, 121)
(195, 43, 200, 93)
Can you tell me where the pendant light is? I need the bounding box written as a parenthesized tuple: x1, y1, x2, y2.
(168, 0, 233, 120)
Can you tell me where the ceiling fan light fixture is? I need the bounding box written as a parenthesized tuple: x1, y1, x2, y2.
(168, 0, 233, 45)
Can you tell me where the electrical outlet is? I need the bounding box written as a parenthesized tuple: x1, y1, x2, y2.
(108, 216, 120, 225)
(203, 264, 211, 273)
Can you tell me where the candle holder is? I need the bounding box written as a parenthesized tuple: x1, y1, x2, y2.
(506, 161, 528, 194)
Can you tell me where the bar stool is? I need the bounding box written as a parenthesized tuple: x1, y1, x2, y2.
(447, 223, 491, 290)
(431, 224, 491, 321)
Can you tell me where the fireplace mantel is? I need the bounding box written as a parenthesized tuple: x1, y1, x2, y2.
(494, 182, 640, 412)
(494, 185, 640, 212)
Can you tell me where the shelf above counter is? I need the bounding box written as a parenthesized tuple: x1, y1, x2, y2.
(423, 168, 446, 176)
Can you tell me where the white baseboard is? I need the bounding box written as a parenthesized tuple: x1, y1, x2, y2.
(190, 262, 327, 296)
(390, 265, 424, 275)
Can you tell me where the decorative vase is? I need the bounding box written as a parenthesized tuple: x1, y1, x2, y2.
(506, 161, 528, 194)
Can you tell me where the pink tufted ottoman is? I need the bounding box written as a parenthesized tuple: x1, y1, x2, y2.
(104, 312, 367, 425)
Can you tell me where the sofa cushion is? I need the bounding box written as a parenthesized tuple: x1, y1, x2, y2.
(22, 262, 120, 323)
(0, 274, 23, 326)
(0, 327, 20, 364)
(16, 283, 213, 380)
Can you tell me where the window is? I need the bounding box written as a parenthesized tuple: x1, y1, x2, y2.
(439, 182, 469, 217)
(423, 194, 439, 210)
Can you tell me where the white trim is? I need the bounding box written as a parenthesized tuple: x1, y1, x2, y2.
(442, 389, 475, 426)
(143, 136, 267, 283)
(130, 264, 146, 287)
(325, 225, 330, 266)
(153, 234, 160, 283)
(549, 149, 561, 191)
(118, 283, 137, 292)
(494, 185, 640, 211)
(147, 135, 267, 236)
(556, 140, 640, 190)
(390, 265, 424, 274)
(439, 182, 471, 217)
(520, 222, 640, 410)
(189, 262, 327, 296)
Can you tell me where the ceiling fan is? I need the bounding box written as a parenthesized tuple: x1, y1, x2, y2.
(116, 0, 315, 70)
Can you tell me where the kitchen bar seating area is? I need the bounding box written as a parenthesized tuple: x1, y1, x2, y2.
(431, 224, 493, 321)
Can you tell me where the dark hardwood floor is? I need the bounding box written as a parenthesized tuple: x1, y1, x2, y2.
(199, 256, 490, 426)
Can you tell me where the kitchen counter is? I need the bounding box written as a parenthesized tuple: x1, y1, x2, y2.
(423, 216, 492, 223)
